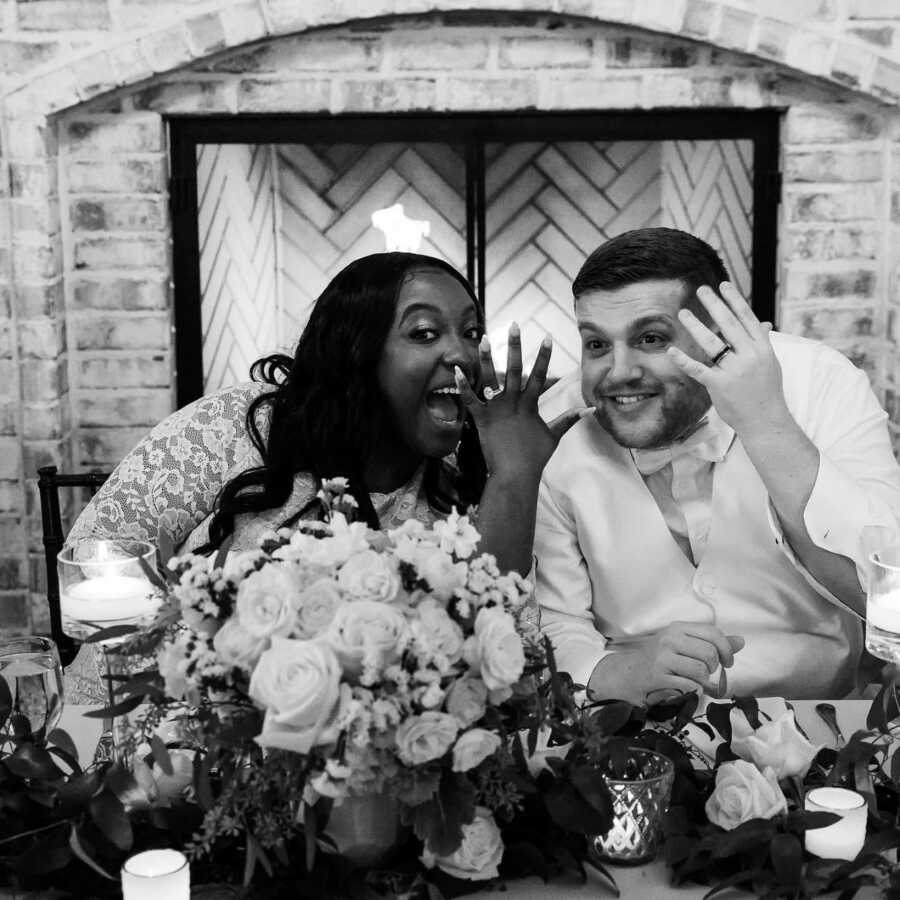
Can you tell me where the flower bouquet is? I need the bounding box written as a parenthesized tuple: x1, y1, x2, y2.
(95, 479, 583, 895)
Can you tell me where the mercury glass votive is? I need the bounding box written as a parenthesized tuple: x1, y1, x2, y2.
(804, 787, 866, 861)
(590, 748, 675, 865)
(121, 849, 189, 900)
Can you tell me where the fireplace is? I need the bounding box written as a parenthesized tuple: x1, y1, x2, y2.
(171, 111, 778, 403)
(1, 4, 898, 634)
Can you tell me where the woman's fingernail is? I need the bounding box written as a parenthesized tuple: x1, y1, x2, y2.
(454, 365, 465, 382)
(509, 322, 520, 338)
(542, 333, 552, 349)
(480, 334, 491, 353)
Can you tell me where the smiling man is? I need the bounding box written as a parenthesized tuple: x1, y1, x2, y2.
(535, 227, 900, 701)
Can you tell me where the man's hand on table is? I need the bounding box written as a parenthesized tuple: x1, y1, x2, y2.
(587, 623, 745, 704)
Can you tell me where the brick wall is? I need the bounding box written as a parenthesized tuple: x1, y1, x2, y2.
(1, 0, 900, 634)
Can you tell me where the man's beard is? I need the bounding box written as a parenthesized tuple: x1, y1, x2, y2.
(592, 385, 712, 450)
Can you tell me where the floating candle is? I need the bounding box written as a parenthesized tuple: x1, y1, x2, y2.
(804, 787, 866, 861)
(121, 849, 189, 900)
(867, 589, 900, 634)
(61, 573, 159, 623)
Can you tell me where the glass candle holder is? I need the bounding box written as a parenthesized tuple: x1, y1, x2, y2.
(865, 543, 900, 664)
(58, 539, 161, 763)
(58, 539, 161, 639)
(121, 849, 189, 900)
(589, 748, 675, 865)
(0, 636, 63, 741)
(804, 787, 866, 861)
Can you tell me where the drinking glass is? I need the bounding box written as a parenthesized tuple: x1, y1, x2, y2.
(0, 636, 64, 740)
(58, 539, 161, 762)
(865, 543, 900, 664)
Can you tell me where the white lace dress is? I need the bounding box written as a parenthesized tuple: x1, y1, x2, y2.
(64, 381, 440, 701)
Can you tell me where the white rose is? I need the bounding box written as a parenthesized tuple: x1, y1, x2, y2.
(452, 728, 501, 772)
(413, 598, 464, 663)
(338, 550, 401, 603)
(730, 704, 823, 780)
(249, 637, 342, 755)
(213, 617, 268, 671)
(235, 564, 303, 639)
(326, 600, 409, 676)
(295, 578, 346, 639)
(468, 607, 525, 691)
(445, 677, 488, 727)
(395, 711, 459, 766)
(705, 760, 787, 830)
(414, 546, 468, 602)
(421, 807, 503, 880)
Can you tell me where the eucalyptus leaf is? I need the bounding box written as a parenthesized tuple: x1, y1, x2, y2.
(82, 694, 144, 719)
(81, 624, 139, 644)
(69, 825, 116, 880)
(46, 728, 78, 762)
(150, 734, 173, 775)
(89, 789, 132, 851)
(769, 832, 801, 888)
(583, 854, 620, 896)
(570, 764, 613, 818)
(5, 742, 62, 780)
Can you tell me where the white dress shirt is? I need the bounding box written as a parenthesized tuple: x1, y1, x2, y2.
(536, 331, 900, 699)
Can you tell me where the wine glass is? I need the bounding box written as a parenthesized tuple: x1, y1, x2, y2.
(0, 636, 64, 740)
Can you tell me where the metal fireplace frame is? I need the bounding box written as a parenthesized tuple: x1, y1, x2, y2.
(168, 109, 781, 407)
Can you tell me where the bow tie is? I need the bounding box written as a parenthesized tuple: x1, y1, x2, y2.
(630, 414, 735, 476)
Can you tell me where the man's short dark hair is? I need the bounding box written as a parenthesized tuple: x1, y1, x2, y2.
(572, 228, 730, 310)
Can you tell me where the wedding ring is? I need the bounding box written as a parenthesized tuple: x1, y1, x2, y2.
(483, 385, 504, 401)
(710, 345, 733, 367)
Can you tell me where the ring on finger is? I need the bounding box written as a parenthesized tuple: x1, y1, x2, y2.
(710, 344, 733, 367)
(483, 385, 504, 401)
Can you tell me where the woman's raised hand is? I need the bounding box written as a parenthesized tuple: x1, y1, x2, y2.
(454, 323, 590, 481)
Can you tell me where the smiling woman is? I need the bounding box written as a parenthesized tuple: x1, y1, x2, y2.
(67, 252, 586, 578)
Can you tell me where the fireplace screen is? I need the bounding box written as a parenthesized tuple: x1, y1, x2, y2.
(172, 112, 777, 403)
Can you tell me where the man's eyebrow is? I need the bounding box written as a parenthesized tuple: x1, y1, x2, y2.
(629, 314, 675, 331)
(577, 314, 675, 333)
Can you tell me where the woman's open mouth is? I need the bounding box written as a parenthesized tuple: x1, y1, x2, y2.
(424, 386, 463, 427)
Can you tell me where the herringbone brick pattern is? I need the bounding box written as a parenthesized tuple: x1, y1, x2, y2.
(661, 140, 753, 297)
(197, 139, 753, 389)
(277, 142, 467, 343)
(197, 144, 279, 391)
(484, 141, 663, 377)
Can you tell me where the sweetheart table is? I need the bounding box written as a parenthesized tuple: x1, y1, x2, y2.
(43, 699, 889, 900)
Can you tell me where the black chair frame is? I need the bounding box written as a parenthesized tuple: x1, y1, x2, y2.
(38, 464, 109, 666)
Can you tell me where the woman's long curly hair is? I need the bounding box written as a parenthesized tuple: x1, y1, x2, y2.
(200, 252, 487, 550)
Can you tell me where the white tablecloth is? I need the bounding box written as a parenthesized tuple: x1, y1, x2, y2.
(58, 700, 882, 899)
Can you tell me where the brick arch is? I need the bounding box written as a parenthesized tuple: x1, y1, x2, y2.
(2, 0, 899, 119)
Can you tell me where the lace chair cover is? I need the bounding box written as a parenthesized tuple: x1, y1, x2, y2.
(63, 382, 440, 703)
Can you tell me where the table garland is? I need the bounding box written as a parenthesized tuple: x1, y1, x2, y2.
(1, 485, 900, 898)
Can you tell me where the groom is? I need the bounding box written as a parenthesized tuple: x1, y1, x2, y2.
(535, 227, 900, 701)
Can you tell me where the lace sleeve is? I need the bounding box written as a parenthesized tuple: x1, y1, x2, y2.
(66, 383, 271, 551)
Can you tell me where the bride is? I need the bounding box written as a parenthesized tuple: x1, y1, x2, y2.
(67, 251, 585, 577)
